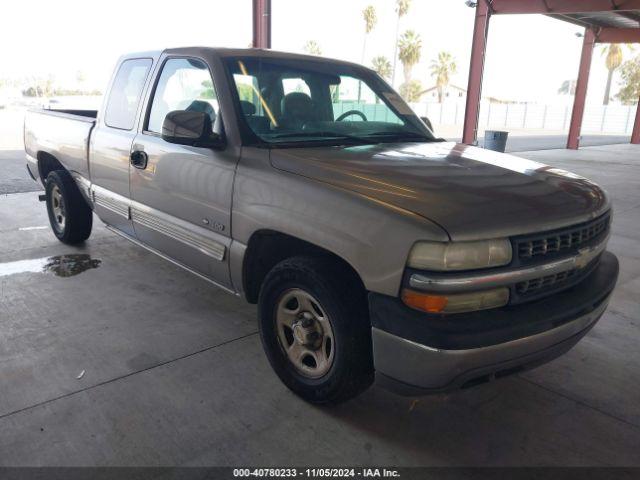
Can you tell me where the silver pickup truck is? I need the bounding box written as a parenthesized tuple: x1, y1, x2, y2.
(24, 47, 619, 403)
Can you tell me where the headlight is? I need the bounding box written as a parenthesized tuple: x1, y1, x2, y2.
(407, 239, 512, 271)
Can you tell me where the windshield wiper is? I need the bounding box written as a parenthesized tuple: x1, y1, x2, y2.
(267, 131, 376, 143)
(364, 131, 435, 142)
(264, 130, 438, 148)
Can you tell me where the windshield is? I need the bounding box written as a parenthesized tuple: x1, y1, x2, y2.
(223, 56, 436, 147)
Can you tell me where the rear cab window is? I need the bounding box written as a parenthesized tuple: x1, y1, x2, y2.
(104, 58, 153, 130)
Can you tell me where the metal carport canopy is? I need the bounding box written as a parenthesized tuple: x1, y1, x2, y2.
(461, 0, 640, 149)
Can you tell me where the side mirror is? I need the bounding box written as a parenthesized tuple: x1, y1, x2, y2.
(420, 116, 434, 132)
(162, 110, 225, 149)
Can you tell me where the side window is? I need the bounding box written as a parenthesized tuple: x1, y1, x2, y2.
(104, 59, 152, 130)
(231, 72, 277, 133)
(147, 58, 218, 134)
(233, 73, 261, 113)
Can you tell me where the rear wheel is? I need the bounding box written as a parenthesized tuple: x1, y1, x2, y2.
(258, 256, 373, 404)
(45, 170, 93, 244)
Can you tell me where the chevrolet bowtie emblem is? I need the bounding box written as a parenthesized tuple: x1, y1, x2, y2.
(575, 246, 595, 269)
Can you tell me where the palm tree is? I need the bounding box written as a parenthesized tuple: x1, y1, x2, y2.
(398, 30, 422, 84)
(371, 56, 392, 80)
(430, 51, 457, 103)
(361, 6, 377, 62)
(601, 44, 634, 105)
(359, 6, 377, 102)
(371, 56, 392, 104)
(303, 40, 322, 56)
(392, 0, 412, 87)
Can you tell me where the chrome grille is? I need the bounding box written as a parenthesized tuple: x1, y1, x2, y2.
(516, 213, 610, 261)
(516, 269, 577, 295)
(513, 256, 601, 301)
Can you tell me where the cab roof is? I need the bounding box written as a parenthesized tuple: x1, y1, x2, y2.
(120, 47, 365, 70)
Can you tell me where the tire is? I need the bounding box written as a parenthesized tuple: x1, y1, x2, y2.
(45, 170, 93, 244)
(258, 256, 373, 404)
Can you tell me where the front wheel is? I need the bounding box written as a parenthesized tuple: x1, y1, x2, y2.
(258, 256, 373, 404)
(45, 170, 93, 244)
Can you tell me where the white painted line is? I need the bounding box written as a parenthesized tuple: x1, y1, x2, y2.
(18, 226, 48, 231)
(0, 258, 47, 277)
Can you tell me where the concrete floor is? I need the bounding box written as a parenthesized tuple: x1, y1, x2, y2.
(0, 144, 639, 466)
(0, 150, 43, 195)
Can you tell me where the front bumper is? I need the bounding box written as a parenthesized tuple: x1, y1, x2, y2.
(370, 251, 619, 396)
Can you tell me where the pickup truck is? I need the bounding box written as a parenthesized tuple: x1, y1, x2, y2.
(24, 47, 619, 404)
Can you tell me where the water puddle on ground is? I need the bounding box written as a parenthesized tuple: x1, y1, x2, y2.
(0, 254, 101, 278)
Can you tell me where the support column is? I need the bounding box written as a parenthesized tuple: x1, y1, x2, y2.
(462, 0, 491, 145)
(631, 98, 640, 144)
(252, 0, 271, 49)
(567, 29, 595, 149)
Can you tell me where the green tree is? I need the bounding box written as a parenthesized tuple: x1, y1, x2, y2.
(237, 83, 254, 102)
(303, 40, 322, 56)
(371, 56, 392, 80)
(557, 79, 576, 95)
(24, 74, 56, 97)
(358, 5, 377, 102)
(430, 51, 457, 103)
(371, 56, 392, 103)
(361, 5, 377, 62)
(616, 54, 640, 105)
(601, 44, 634, 105)
(399, 79, 423, 102)
(392, 0, 411, 86)
(201, 80, 217, 99)
(398, 30, 422, 84)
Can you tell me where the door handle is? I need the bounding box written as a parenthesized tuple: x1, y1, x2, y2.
(130, 150, 148, 169)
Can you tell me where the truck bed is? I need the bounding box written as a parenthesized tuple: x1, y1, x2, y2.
(42, 108, 98, 119)
(24, 108, 97, 183)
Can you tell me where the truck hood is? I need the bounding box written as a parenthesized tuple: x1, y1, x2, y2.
(270, 142, 609, 241)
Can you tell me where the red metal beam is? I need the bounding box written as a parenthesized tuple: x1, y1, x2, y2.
(567, 29, 596, 149)
(252, 0, 271, 49)
(487, 0, 640, 15)
(462, 0, 491, 145)
(596, 27, 640, 43)
(631, 98, 640, 143)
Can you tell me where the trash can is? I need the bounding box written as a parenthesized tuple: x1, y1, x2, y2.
(484, 130, 509, 152)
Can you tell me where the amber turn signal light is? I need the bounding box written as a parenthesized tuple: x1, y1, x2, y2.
(401, 287, 509, 314)
(401, 289, 449, 313)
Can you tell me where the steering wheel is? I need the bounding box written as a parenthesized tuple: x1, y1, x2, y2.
(336, 110, 368, 122)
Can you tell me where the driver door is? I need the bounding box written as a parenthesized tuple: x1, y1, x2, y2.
(129, 56, 237, 290)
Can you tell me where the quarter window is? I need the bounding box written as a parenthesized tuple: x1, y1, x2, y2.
(104, 58, 152, 130)
(147, 58, 218, 134)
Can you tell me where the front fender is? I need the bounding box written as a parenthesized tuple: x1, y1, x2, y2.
(231, 147, 449, 297)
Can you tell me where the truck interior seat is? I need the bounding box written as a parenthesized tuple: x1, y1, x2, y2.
(239, 100, 270, 133)
(186, 100, 217, 127)
(239, 100, 256, 115)
(280, 92, 315, 129)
